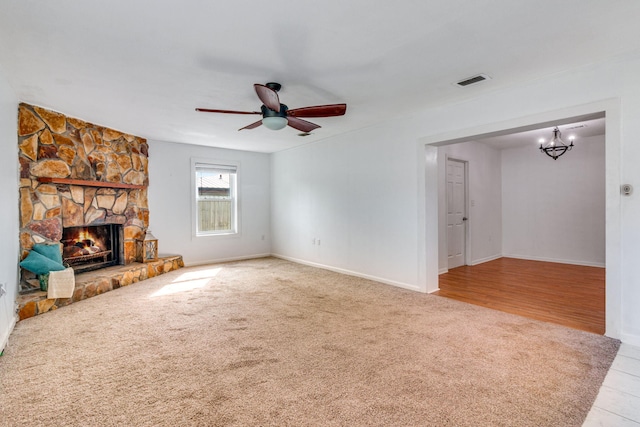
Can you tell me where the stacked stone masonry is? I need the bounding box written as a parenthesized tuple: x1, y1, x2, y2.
(18, 103, 151, 290)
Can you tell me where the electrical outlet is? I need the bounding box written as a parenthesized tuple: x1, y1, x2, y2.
(312, 238, 316, 245)
(317, 239, 321, 246)
(261, 234, 265, 241)
(0, 283, 6, 298)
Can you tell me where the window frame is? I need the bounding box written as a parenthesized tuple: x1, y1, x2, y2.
(191, 158, 240, 238)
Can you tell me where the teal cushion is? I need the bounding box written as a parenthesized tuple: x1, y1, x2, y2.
(20, 250, 66, 275)
(31, 243, 63, 264)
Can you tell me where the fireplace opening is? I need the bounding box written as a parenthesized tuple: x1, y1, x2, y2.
(61, 224, 122, 273)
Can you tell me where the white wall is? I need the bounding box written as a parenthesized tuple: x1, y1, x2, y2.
(502, 135, 605, 266)
(271, 125, 421, 291)
(272, 51, 640, 344)
(437, 141, 503, 272)
(148, 140, 271, 266)
(0, 69, 19, 352)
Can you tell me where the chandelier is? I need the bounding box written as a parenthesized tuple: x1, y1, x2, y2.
(539, 127, 574, 160)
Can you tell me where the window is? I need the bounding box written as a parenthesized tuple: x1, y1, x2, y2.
(193, 161, 238, 236)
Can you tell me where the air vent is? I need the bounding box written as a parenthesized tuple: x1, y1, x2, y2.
(566, 124, 586, 130)
(456, 74, 491, 87)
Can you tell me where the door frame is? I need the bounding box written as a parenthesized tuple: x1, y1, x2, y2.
(417, 99, 620, 339)
(445, 155, 470, 271)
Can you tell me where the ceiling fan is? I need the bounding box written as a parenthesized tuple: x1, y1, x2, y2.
(196, 82, 347, 133)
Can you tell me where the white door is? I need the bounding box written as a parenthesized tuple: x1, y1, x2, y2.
(447, 159, 466, 269)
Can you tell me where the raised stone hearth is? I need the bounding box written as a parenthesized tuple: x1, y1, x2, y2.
(18, 255, 184, 320)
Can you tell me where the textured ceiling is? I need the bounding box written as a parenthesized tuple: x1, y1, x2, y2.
(1, 0, 639, 153)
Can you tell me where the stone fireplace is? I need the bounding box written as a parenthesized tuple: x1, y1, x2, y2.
(18, 103, 150, 292)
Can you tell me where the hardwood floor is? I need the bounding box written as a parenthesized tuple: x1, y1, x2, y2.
(434, 257, 605, 334)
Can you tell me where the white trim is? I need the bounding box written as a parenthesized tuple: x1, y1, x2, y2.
(619, 332, 640, 348)
(501, 254, 605, 268)
(191, 157, 241, 239)
(183, 253, 271, 267)
(442, 253, 602, 268)
(418, 98, 621, 340)
(187, 253, 424, 293)
(1, 311, 16, 354)
(470, 254, 502, 266)
(272, 253, 424, 293)
(417, 143, 440, 293)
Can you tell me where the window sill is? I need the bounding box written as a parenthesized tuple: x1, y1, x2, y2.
(195, 231, 240, 239)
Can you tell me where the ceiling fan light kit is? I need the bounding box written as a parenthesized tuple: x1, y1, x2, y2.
(196, 82, 346, 134)
(262, 116, 288, 130)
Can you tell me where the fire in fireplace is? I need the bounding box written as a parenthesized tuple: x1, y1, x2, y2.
(61, 224, 122, 273)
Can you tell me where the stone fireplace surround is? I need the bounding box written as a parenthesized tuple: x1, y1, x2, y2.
(17, 103, 183, 318)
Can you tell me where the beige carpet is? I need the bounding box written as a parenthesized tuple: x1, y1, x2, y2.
(0, 257, 619, 426)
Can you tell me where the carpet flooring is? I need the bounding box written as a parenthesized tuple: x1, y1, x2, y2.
(0, 257, 620, 426)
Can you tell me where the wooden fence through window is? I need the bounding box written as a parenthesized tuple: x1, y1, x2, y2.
(198, 200, 232, 231)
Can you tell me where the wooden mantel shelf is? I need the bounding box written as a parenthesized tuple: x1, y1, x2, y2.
(36, 177, 146, 190)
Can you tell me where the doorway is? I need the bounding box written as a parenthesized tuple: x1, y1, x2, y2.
(422, 108, 620, 337)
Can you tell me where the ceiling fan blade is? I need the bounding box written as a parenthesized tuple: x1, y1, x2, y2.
(254, 84, 281, 112)
(287, 104, 347, 118)
(239, 120, 263, 131)
(196, 108, 261, 115)
(287, 116, 321, 132)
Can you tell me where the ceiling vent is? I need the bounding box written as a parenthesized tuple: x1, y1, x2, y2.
(455, 74, 491, 87)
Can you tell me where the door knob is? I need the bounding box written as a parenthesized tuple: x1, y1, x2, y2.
(462, 217, 468, 221)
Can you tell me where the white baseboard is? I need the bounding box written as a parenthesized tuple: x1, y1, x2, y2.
(441, 254, 603, 269)
(1, 312, 17, 354)
(470, 254, 502, 266)
(619, 332, 640, 347)
(184, 253, 272, 267)
(502, 254, 605, 268)
(438, 254, 501, 274)
(271, 254, 423, 293)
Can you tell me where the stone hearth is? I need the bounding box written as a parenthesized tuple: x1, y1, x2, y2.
(18, 255, 184, 320)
